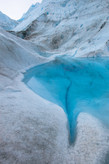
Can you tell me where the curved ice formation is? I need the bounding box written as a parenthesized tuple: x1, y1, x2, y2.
(23, 57, 109, 143)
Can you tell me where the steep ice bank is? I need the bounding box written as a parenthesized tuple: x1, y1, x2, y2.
(23, 56, 109, 143)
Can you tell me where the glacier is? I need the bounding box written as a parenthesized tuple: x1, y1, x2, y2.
(12, 0, 109, 58)
(0, 0, 109, 163)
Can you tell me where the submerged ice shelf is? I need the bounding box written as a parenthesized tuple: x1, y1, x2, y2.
(23, 57, 109, 143)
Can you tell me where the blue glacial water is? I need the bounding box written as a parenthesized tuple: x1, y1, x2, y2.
(23, 57, 109, 143)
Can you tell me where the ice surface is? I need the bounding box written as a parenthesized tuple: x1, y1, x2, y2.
(13, 0, 109, 57)
(1, 0, 109, 162)
(18, 3, 40, 22)
(24, 56, 109, 142)
(0, 24, 109, 164)
(0, 11, 18, 30)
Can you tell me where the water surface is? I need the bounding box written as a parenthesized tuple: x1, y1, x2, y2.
(23, 57, 109, 143)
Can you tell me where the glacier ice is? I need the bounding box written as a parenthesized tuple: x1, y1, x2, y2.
(0, 0, 109, 163)
(24, 56, 109, 143)
(18, 3, 40, 22)
(0, 11, 18, 30)
(12, 0, 109, 58)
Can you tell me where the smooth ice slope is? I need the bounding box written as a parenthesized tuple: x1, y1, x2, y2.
(24, 57, 109, 142)
(0, 27, 46, 90)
